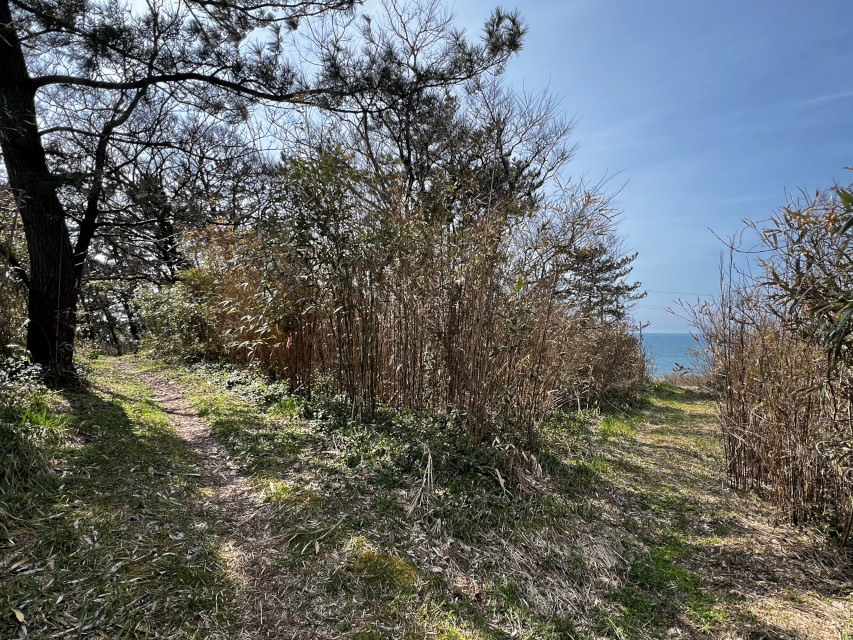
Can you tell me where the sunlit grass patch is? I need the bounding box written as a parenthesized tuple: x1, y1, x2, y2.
(255, 473, 322, 512)
(625, 535, 726, 632)
(599, 414, 644, 440)
(648, 383, 715, 414)
(271, 394, 304, 420)
(345, 536, 420, 591)
(0, 392, 67, 538)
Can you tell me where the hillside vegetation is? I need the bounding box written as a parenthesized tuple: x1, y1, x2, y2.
(686, 182, 853, 536)
(1, 0, 852, 637)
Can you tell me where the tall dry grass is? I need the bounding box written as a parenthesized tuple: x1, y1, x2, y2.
(687, 210, 853, 534)
(138, 165, 645, 442)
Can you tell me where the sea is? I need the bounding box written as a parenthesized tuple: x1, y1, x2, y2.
(642, 332, 704, 377)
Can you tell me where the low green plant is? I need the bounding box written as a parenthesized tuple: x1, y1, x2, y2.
(0, 358, 242, 639)
(0, 394, 65, 485)
(135, 278, 225, 362)
(346, 536, 420, 591)
(0, 357, 66, 535)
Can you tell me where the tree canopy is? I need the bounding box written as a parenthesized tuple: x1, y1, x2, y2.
(0, 0, 525, 372)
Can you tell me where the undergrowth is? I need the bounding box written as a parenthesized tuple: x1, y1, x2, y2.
(6, 357, 851, 639)
(134, 358, 746, 639)
(0, 357, 66, 538)
(0, 358, 241, 639)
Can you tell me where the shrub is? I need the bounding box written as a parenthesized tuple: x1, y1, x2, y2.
(134, 83, 647, 443)
(136, 275, 226, 362)
(0, 194, 28, 357)
(686, 183, 853, 532)
(138, 197, 646, 444)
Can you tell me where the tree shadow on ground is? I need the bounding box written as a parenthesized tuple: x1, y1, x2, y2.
(0, 374, 241, 639)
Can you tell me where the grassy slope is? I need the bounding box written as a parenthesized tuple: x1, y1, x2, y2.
(2, 357, 851, 639)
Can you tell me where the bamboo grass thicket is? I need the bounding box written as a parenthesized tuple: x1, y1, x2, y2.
(136, 74, 646, 443)
(687, 185, 853, 532)
(137, 159, 646, 442)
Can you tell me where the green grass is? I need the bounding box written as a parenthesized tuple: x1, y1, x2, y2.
(618, 534, 725, 632)
(6, 356, 849, 639)
(345, 536, 420, 591)
(1, 390, 67, 537)
(599, 414, 643, 441)
(0, 359, 241, 639)
(128, 357, 736, 639)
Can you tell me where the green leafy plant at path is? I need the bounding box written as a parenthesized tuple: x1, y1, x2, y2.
(0, 358, 241, 639)
(1, 357, 67, 538)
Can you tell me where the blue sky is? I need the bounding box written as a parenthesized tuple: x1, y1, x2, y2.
(452, 0, 853, 331)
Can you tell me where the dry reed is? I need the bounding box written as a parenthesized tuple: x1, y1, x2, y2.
(139, 172, 645, 442)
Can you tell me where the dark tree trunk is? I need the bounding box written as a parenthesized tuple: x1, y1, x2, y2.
(0, 0, 77, 371)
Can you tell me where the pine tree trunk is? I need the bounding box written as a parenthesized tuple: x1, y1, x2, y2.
(0, 0, 77, 371)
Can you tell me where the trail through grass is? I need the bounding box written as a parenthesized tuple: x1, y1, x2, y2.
(2, 359, 851, 639)
(0, 359, 241, 639)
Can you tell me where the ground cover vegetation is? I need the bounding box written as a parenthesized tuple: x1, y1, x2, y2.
(3, 357, 851, 638)
(685, 179, 853, 538)
(1, 358, 243, 638)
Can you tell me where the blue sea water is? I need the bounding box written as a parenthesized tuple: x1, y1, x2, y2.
(642, 333, 704, 377)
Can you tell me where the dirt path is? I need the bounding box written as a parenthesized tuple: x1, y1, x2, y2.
(112, 360, 291, 639)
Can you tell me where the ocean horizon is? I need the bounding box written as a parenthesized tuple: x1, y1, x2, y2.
(642, 332, 704, 377)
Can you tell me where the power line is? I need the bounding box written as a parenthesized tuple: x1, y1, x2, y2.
(645, 289, 716, 296)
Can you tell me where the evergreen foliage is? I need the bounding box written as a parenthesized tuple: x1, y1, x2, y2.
(0, 0, 525, 371)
